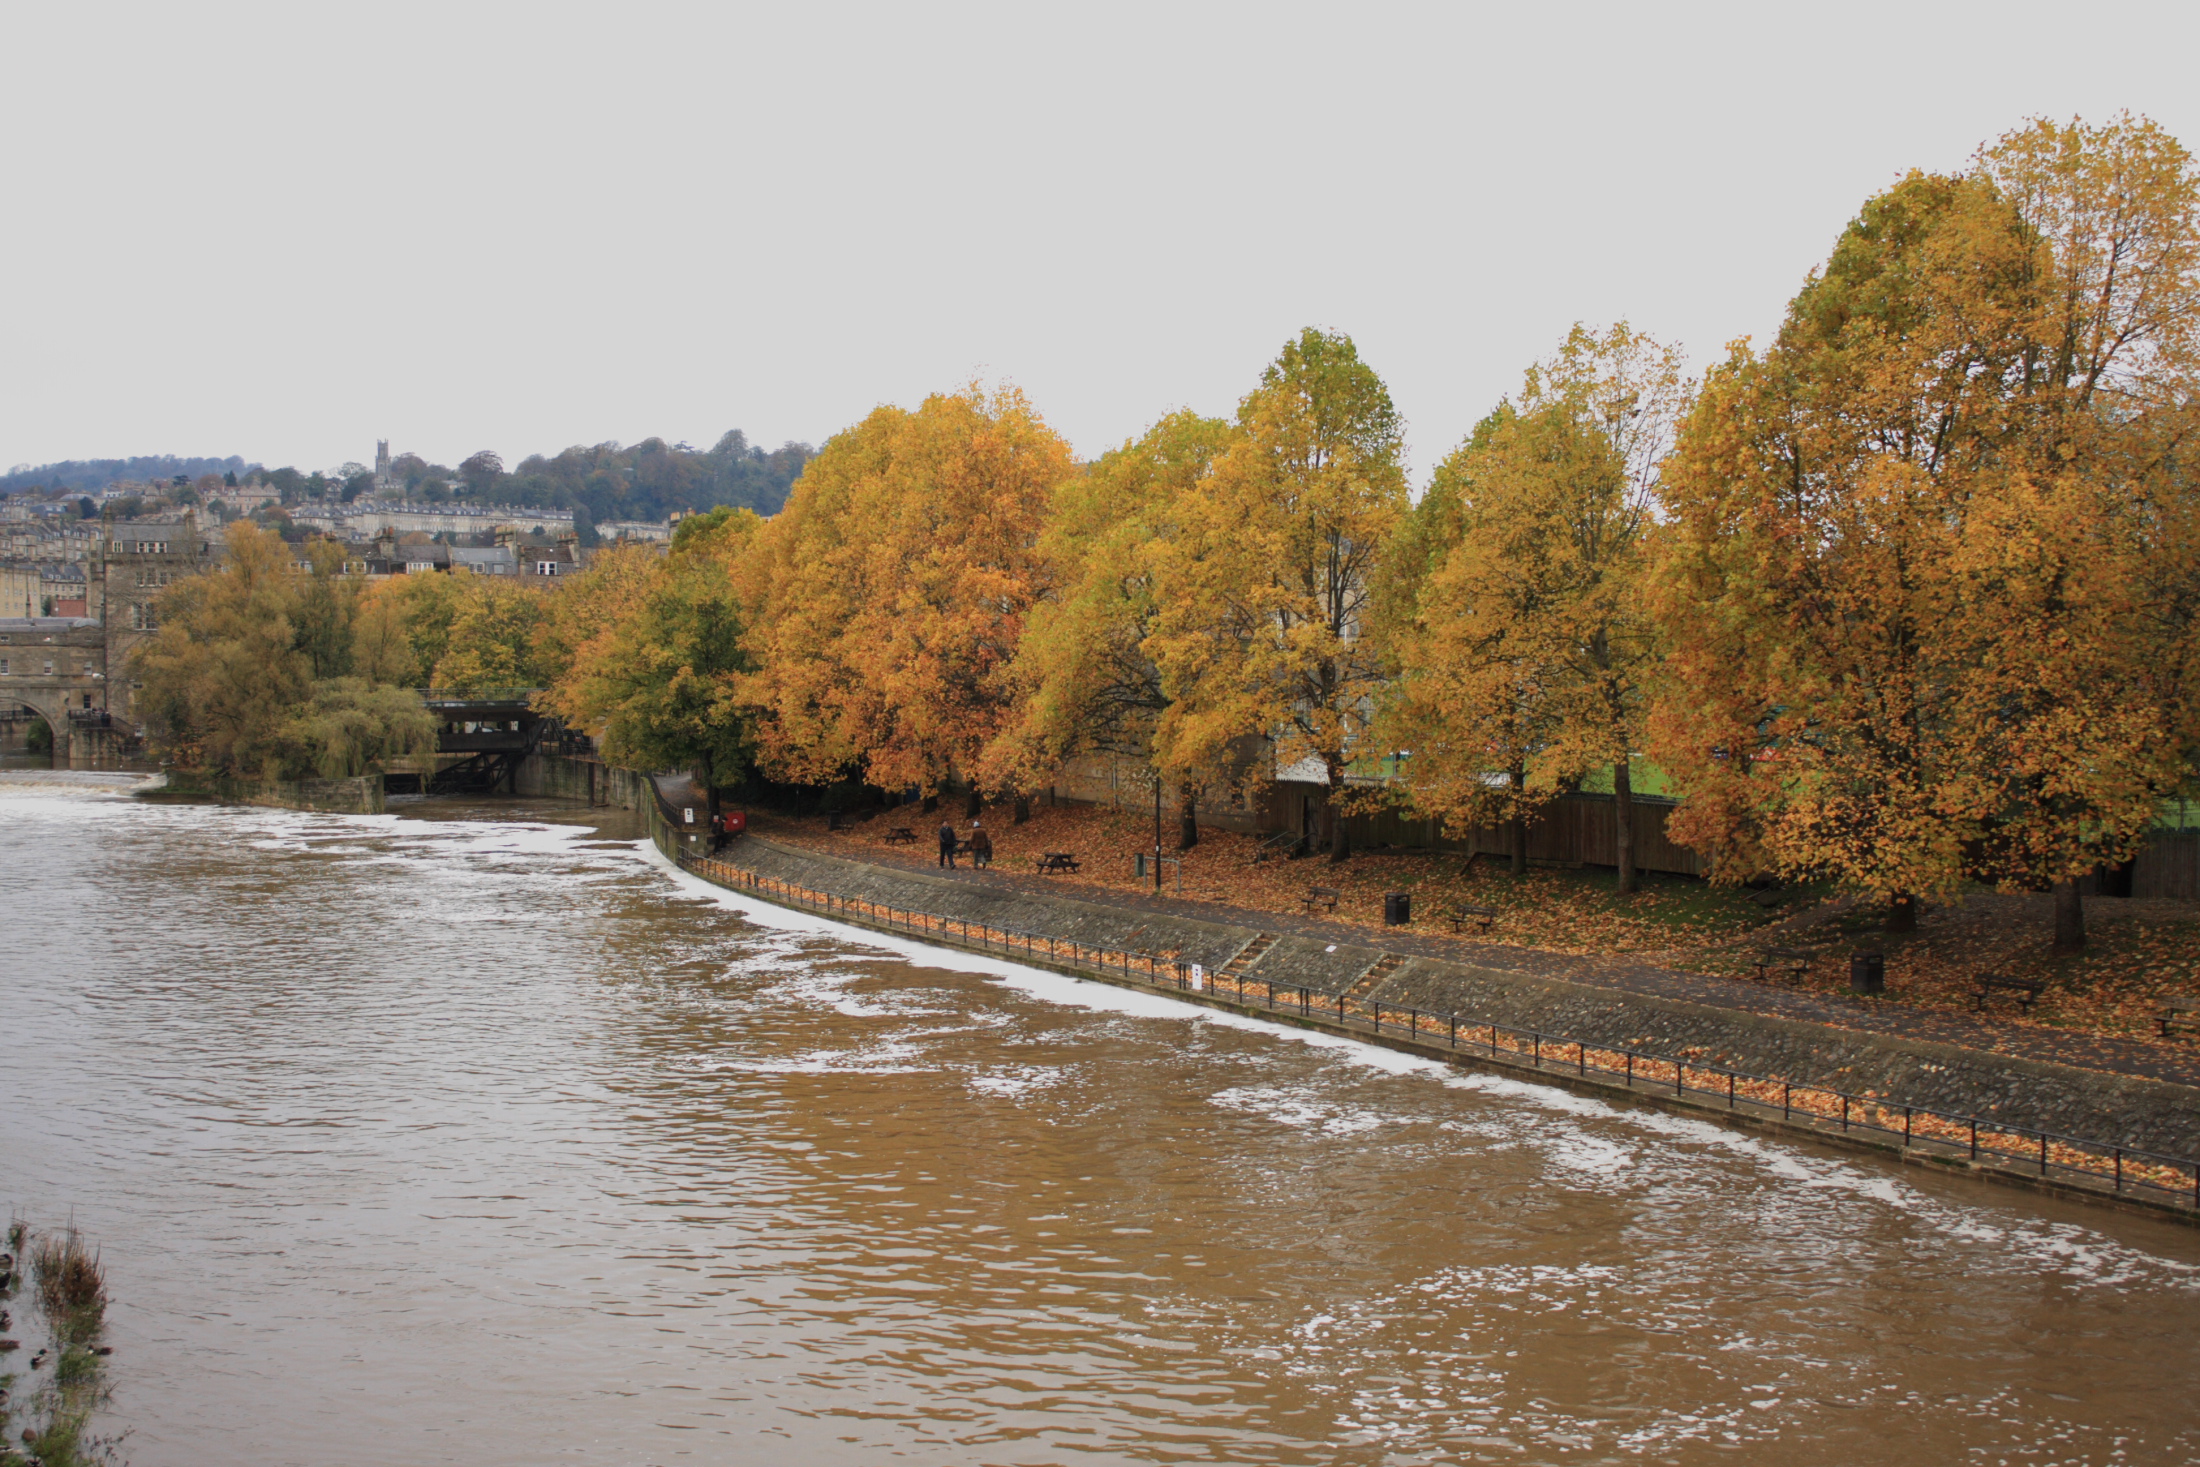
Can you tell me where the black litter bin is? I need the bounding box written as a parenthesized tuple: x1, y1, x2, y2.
(1849, 951, 1886, 996)
(1384, 892, 1411, 926)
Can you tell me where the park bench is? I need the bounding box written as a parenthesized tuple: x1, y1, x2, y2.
(1752, 946, 1814, 983)
(1302, 886, 1341, 915)
(2158, 998, 2199, 1040)
(1972, 972, 2046, 1014)
(882, 826, 917, 845)
(1448, 904, 1497, 934)
(1036, 852, 1081, 874)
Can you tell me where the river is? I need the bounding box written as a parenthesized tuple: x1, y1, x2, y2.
(2, 779, 2197, 1465)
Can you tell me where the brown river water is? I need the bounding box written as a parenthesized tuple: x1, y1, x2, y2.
(2, 777, 2198, 1465)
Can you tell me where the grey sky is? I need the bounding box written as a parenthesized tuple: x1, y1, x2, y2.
(4, 2, 2196, 483)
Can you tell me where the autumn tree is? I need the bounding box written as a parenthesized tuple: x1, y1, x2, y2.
(1651, 115, 2200, 948)
(1379, 326, 1687, 889)
(133, 522, 434, 779)
(542, 508, 759, 788)
(1144, 328, 1408, 862)
(736, 385, 1071, 804)
(983, 410, 1236, 843)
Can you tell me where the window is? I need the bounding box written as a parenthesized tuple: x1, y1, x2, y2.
(43, 660, 54, 675)
(0, 660, 8, 675)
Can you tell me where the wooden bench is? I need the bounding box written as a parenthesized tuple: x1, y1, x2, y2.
(1302, 886, 1340, 914)
(882, 826, 917, 845)
(1752, 946, 1813, 983)
(2158, 998, 2199, 1040)
(1036, 852, 1081, 874)
(1448, 904, 1497, 934)
(1972, 972, 2046, 1013)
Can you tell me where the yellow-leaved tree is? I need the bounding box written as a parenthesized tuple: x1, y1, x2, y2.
(981, 410, 1236, 842)
(1145, 328, 1408, 862)
(736, 385, 1072, 804)
(1378, 325, 1687, 890)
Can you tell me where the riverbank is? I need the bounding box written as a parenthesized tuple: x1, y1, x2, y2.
(667, 823, 2200, 1220)
(756, 803, 2200, 1052)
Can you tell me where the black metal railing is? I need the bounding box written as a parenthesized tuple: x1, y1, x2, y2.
(672, 848, 2200, 1213)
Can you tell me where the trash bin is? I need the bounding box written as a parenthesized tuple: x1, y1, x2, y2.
(1384, 892, 1411, 926)
(1849, 951, 1885, 996)
(1135, 852, 1148, 879)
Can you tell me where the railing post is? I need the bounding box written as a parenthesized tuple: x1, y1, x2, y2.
(1448, 1014, 1456, 1048)
(1728, 1072, 1736, 1109)
(1904, 1107, 1912, 1146)
(1841, 1096, 1848, 1132)
(1971, 1120, 1978, 1160)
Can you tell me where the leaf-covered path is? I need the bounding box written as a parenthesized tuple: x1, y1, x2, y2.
(751, 811, 2200, 1090)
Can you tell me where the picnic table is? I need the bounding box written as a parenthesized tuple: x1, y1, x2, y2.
(1752, 946, 1813, 983)
(1972, 972, 2046, 1013)
(1036, 852, 1081, 874)
(1302, 885, 1341, 914)
(2158, 997, 2199, 1039)
(1448, 904, 1497, 934)
(882, 826, 917, 845)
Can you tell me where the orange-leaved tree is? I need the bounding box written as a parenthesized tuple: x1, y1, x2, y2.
(981, 410, 1236, 842)
(736, 384, 1072, 804)
(1379, 324, 1687, 890)
(1651, 115, 2200, 947)
(1145, 328, 1409, 862)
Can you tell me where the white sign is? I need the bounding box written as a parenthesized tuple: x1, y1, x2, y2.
(683, 808, 695, 824)
(1191, 963, 1206, 991)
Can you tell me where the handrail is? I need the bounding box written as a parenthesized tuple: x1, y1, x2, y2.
(670, 845, 2200, 1213)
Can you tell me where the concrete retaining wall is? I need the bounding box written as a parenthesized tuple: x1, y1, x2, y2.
(717, 835, 2200, 1161)
(514, 751, 651, 811)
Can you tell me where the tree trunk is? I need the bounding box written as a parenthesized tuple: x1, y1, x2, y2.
(1509, 765, 1527, 877)
(1613, 759, 1636, 896)
(2053, 878, 2086, 953)
(1177, 785, 1198, 850)
(964, 788, 983, 819)
(1012, 794, 1030, 825)
(1884, 893, 1918, 932)
(921, 792, 937, 814)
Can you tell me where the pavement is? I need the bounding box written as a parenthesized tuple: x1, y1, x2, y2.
(768, 826, 2200, 1090)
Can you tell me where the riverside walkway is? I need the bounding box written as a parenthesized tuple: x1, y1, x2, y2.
(755, 822, 2200, 1092)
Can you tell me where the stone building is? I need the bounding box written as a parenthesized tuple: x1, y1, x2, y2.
(90, 513, 215, 725)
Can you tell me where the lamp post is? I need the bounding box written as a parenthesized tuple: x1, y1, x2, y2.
(1153, 771, 1163, 893)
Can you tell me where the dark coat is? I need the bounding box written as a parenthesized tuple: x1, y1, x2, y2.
(937, 823, 958, 850)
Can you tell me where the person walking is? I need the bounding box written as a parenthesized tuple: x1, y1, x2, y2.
(969, 820, 992, 870)
(937, 820, 959, 868)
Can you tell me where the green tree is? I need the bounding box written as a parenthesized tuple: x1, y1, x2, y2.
(545, 508, 759, 788)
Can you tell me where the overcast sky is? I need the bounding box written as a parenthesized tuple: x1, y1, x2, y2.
(4, 2, 2197, 484)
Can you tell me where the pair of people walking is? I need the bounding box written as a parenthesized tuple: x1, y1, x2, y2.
(937, 819, 993, 870)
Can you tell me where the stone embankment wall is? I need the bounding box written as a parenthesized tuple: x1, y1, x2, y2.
(716, 836, 2200, 1162)
(152, 769, 385, 814)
